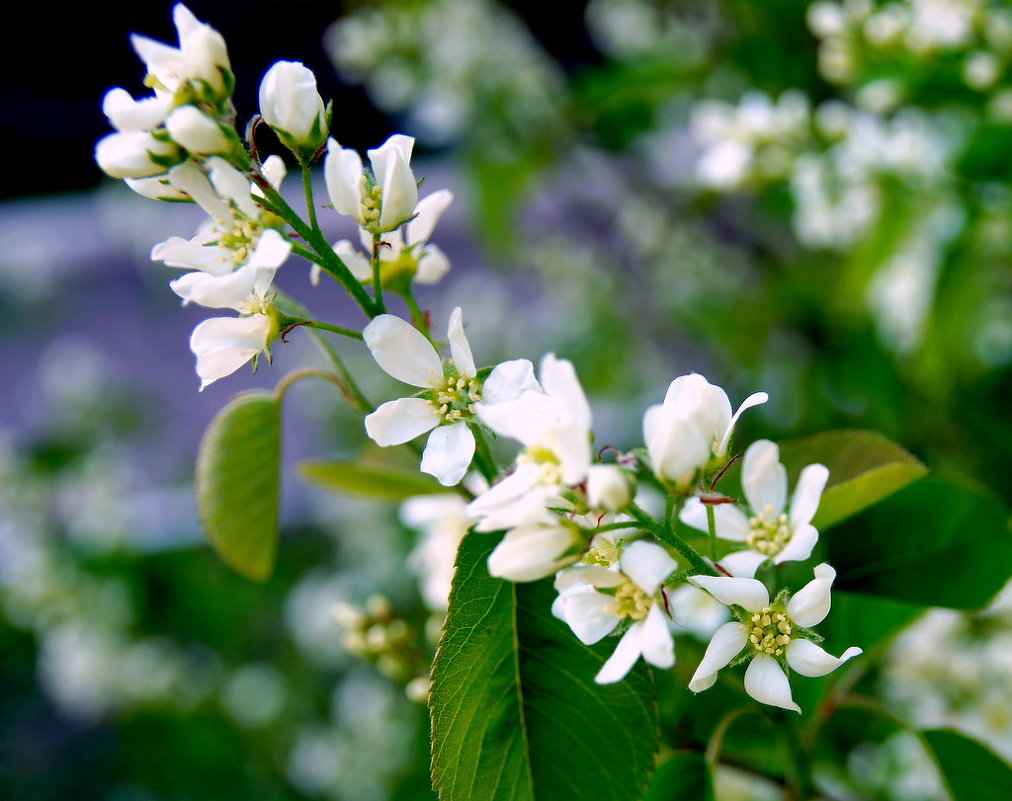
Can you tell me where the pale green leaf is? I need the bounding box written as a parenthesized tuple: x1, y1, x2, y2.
(298, 460, 450, 500)
(778, 430, 926, 529)
(196, 390, 281, 581)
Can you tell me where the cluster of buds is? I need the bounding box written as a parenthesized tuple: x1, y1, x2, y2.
(332, 596, 428, 694)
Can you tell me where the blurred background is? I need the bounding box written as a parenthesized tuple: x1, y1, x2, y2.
(1, 1, 1009, 799)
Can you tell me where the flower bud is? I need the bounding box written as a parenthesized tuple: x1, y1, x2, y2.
(95, 131, 180, 179)
(258, 61, 328, 153)
(165, 105, 232, 154)
(586, 465, 633, 512)
(487, 522, 583, 582)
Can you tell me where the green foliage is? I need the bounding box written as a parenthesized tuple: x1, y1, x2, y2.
(825, 478, 1011, 608)
(430, 531, 658, 801)
(922, 729, 1012, 801)
(642, 751, 714, 801)
(298, 459, 450, 501)
(196, 391, 282, 581)
(778, 430, 927, 530)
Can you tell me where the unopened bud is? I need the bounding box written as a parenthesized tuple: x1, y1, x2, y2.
(586, 465, 633, 512)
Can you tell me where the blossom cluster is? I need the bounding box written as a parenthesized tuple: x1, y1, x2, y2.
(398, 363, 861, 711)
(96, 5, 455, 390)
(98, 4, 862, 714)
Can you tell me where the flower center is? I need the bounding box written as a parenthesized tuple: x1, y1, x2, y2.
(237, 291, 274, 316)
(516, 445, 564, 485)
(607, 581, 651, 621)
(215, 218, 260, 267)
(584, 538, 620, 567)
(360, 178, 383, 228)
(747, 505, 792, 556)
(427, 374, 480, 424)
(747, 605, 792, 656)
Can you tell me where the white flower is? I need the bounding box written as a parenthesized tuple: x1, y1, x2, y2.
(586, 465, 633, 512)
(259, 61, 328, 152)
(95, 131, 179, 179)
(190, 314, 275, 391)
(324, 134, 418, 232)
(680, 439, 829, 578)
(553, 541, 678, 683)
(402, 494, 476, 611)
(168, 228, 291, 309)
(131, 3, 232, 97)
(164, 105, 232, 154)
(101, 87, 174, 132)
(643, 373, 767, 489)
(320, 189, 454, 288)
(151, 157, 286, 274)
(469, 354, 593, 530)
(688, 564, 862, 712)
(487, 520, 585, 583)
(363, 308, 537, 486)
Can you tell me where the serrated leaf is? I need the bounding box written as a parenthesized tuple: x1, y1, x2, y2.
(298, 460, 450, 500)
(922, 729, 1012, 801)
(825, 478, 1011, 608)
(430, 531, 658, 801)
(778, 430, 927, 529)
(196, 390, 281, 581)
(642, 751, 713, 801)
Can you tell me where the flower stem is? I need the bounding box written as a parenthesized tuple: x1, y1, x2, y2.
(706, 503, 718, 561)
(371, 233, 386, 314)
(301, 165, 320, 234)
(403, 288, 431, 340)
(626, 503, 715, 575)
(274, 368, 349, 403)
(469, 424, 498, 484)
(304, 321, 364, 340)
(251, 173, 375, 317)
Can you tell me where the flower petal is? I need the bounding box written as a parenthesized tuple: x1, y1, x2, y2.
(540, 354, 592, 430)
(773, 523, 818, 565)
(560, 588, 621, 645)
(787, 563, 836, 628)
(377, 148, 418, 230)
(680, 497, 749, 541)
(332, 239, 371, 281)
(190, 315, 270, 390)
(716, 390, 768, 457)
(167, 160, 230, 222)
(324, 139, 364, 220)
(719, 550, 768, 579)
(363, 315, 442, 386)
(786, 639, 863, 677)
(620, 541, 677, 595)
(690, 575, 769, 612)
(364, 397, 439, 446)
(446, 307, 476, 377)
(152, 236, 231, 275)
(420, 423, 475, 486)
(407, 188, 453, 245)
(170, 266, 263, 310)
(742, 439, 787, 515)
(595, 623, 644, 684)
(688, 621, 748, 692)
(206, 157, 259, 219)
(486, 523, 579, 582)
(639, 604, 675, 668)
(744, 654, 800, 712)
(482, 359, 541, 404)
(789, 463, 829, 529)
(415, 244, 451, 284)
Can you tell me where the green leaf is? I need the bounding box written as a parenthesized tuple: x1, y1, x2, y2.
(298, 460, 450, 501)
(196, 391, 281, 581)
(922, 729, 1012, 801)
(825, 477, 1011, 608)
(778, 430, 927, 529)
(642, 751, 713, 801)
(430, 531, 658, 801)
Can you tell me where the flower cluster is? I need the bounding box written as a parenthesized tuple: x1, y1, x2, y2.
(96, 4, 456, 389)
(99, 5, 862, 715)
